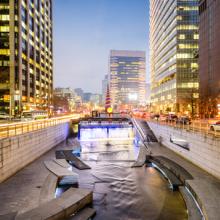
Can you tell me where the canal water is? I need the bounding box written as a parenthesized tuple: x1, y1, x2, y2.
(77, 126, 188, 220)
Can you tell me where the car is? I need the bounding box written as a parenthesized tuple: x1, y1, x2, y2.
(0, 112, 10, 120)
(150, 114, 160, 120)
(210, 121, 220, 131)
(166, 114, 178, 122)
(177, 116, 191, 125)
(160, 114, 168, 121)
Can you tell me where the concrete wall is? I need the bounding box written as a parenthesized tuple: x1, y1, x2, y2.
(0, 122, 70, 183)
(148, 122, 220, 179)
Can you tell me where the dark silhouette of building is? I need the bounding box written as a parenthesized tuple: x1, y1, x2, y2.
(199, 0, 220, 117)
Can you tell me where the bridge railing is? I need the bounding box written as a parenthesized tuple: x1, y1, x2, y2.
(0, 114, 80, 139)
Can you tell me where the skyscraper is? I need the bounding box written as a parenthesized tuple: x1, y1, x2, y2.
(102, 74, 108, 105)
(0, 0, 53, 116)
(150, 0, 199, 115)
(109, 50, 146, 109)
(199, 0, 220, 117)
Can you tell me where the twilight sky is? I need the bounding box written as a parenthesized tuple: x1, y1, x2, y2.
(53, 0, 150, 93)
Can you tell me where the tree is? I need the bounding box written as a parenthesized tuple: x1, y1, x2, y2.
(199, 96, 218, 119)
(53, 95, 69, 112)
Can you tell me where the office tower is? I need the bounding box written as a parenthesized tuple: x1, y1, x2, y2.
(199, 0, 220, 117)
(109, 50, 146, 109)
(74, 88, 84, 98)
(150, 0, 199, 115)
(146, 83, 151, 105)
(102, 74, 108, 104)
(0, 0, 53, 116)
(83, 93, 92, 103)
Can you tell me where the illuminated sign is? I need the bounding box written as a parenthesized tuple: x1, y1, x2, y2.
(107, 107, 113, 114)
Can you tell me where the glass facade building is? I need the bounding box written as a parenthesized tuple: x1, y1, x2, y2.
(109, 50, 146, 109)
(150, 0, 199, 115)
(0, 0, 53, 116)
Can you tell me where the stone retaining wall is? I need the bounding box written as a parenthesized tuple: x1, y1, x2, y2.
(0, 122, 70, 183)
(148, 122, 220, 179)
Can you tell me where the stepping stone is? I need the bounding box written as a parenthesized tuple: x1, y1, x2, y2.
(63, 151, 91, 170)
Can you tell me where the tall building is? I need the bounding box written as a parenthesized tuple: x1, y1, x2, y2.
(102, 74, 108, 104)
(0, 0, 53, 116)
(199, 0, 220, 117)
(109, 50, 146, 109)
(74, 88, 84, 98)
(146, 83, 151, 105)
(150, 0, 199, 115)
(83, 92, 92, 103)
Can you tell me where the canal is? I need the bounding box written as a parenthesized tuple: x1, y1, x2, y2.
(75, 125, 188, 220)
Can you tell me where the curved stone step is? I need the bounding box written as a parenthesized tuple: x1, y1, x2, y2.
(15, 188, 93, 220)
(179, 186, 203, 220)
(39, 173, 58, 205)
(152, 160, 183, 191)
(53, 158, 70, 168)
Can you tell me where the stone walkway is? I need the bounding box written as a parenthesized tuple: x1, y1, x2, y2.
(0, 139, 79, 216)
(142, 127, 220, 220)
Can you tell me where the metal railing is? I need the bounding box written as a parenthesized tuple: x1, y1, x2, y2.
(147, 119, 220, 138)
(0, 114, 80, 140)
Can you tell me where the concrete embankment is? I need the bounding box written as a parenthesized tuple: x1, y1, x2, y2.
(148, 121, 220, 179)
(134, 119, 220, 220)
(0, 122, 70, 183)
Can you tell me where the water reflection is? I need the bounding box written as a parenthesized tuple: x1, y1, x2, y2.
(80, 127, 134, 141)
(78, 127, 187, 220)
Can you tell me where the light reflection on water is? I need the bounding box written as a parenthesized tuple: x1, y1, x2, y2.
(80, 127, 134, 141)
(78, 127, 187, 220)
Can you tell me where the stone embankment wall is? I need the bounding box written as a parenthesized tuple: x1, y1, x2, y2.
(0, 122, 70, 183)
(148, 122, 220, 179)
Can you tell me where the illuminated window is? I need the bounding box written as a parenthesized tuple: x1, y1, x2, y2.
(194, 34, 199, 39)
(178, 34, 185, 39)
(0, 26, 9, 32)
(0, 15, 10, 20)
(191, 63, 198, 69)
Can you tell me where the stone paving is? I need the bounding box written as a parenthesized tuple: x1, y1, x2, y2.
(0, 139, 78, 216)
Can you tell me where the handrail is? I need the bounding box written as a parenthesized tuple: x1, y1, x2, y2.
(0, 114, 80, 139)
(146, 118, 220, 138)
